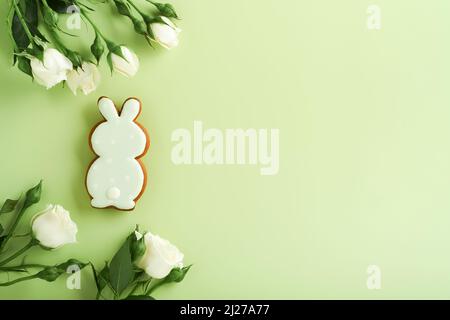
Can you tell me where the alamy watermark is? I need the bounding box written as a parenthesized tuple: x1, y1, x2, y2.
(367, 5, 381, 30)
(66, 5, 81, 30)
(171, 121, 280, 175)
(366, 265, 381, 290)
(66, 264, 82, 290)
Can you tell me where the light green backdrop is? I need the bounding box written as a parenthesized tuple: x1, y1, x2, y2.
(1, 0, 450, 299)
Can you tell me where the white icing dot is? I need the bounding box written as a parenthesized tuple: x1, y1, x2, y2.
(107, 187, 121, 200)
(110, 139, 116, 145)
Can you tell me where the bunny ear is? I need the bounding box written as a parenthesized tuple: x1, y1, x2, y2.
(98, 97, 119, 121)
(120, 98, 141, 121)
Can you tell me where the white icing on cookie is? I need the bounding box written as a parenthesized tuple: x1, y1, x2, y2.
(87, 97, 148, 210)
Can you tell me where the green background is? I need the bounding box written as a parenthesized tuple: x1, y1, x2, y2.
(1, 0, 450, 299)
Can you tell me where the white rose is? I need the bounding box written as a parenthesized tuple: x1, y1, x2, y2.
(30, 48, 73, 89)
(31, 205, 78, 249)
(150, 16, 181, 49)
(66, 62, 101, 95)
(137, 232, 184, 279)
(111, 46, 139, 77)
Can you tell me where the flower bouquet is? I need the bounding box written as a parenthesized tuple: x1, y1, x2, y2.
(0, 182, 190, 299)
(7, 0, 181, 94)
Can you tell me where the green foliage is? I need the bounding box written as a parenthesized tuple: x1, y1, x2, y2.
(26, 46, 44, 61)
(109, 236, 134, 295)
(91, 33, 105, 64)
(113, 0, 133, 17)
(12, 13, 29, 50)
(130, 229, 146, 261)
(0, 183, 88, 292)
(105, 44, 126, 73)
(17, 56, 33, 77)
(12, 0, 39, 51)
(23, 180, 42, 210)
(115, 0, 147, 35)
(37, 259, 88, 282)
(150, 1, 178, 19)
(36, 266, 62, 282)
(41, 1, 59, 28)
(0, 199, 19, 214)
(7, 0, 180, 85)
(91, 262, 110, 295)
(0, 182, 189, 298)
(91, 227, 190, 300)
(165, 265, 192, 283)
(65, 50, 83, 67)
(58, 259, 88, 270)
(0, 181, 42, 253)
(146, 265, 192, 295)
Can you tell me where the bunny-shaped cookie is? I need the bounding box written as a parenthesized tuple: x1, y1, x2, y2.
(86, 97, 150, 210)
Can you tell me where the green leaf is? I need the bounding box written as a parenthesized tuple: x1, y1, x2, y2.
(113, 0, 133, 18)
(0, 225, 3, 236)
(132, 18, 148, 36)
(0, 199, 19, 214)
(90, 33, 105, 64)
(106, 52, 113, 73)
(130, 230, 146, 262)
(109, 45, 125, 58)
(36, 266, 61, 282)
(164, 265, 192, 283)
(106, 44, 126, 73)
(24, 0, 39, 35)
(90, 264, 100, 289)
(56, 259, 88, 271)
(23, 180, 42, 210)
(0, 236, 6, 247)
(12, 14, 29, 50)
(98, 264, 110, 291)
(0, 266, 27, 273)
(150, 2, 178, 19)
(113, 0, 147, 36)
(124, 295, 155, 300)
(12, 0, 40, 51)
(109, 238, 134, 295)
(36, 259, 87, 282)
(17, 56, 32, 78)
(92, 262, 109, 293)
(26, 46, 44, 61)
(41, 3, 59, 28)
(65, 50, 83, 68)
(147, 265, 192, 295)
